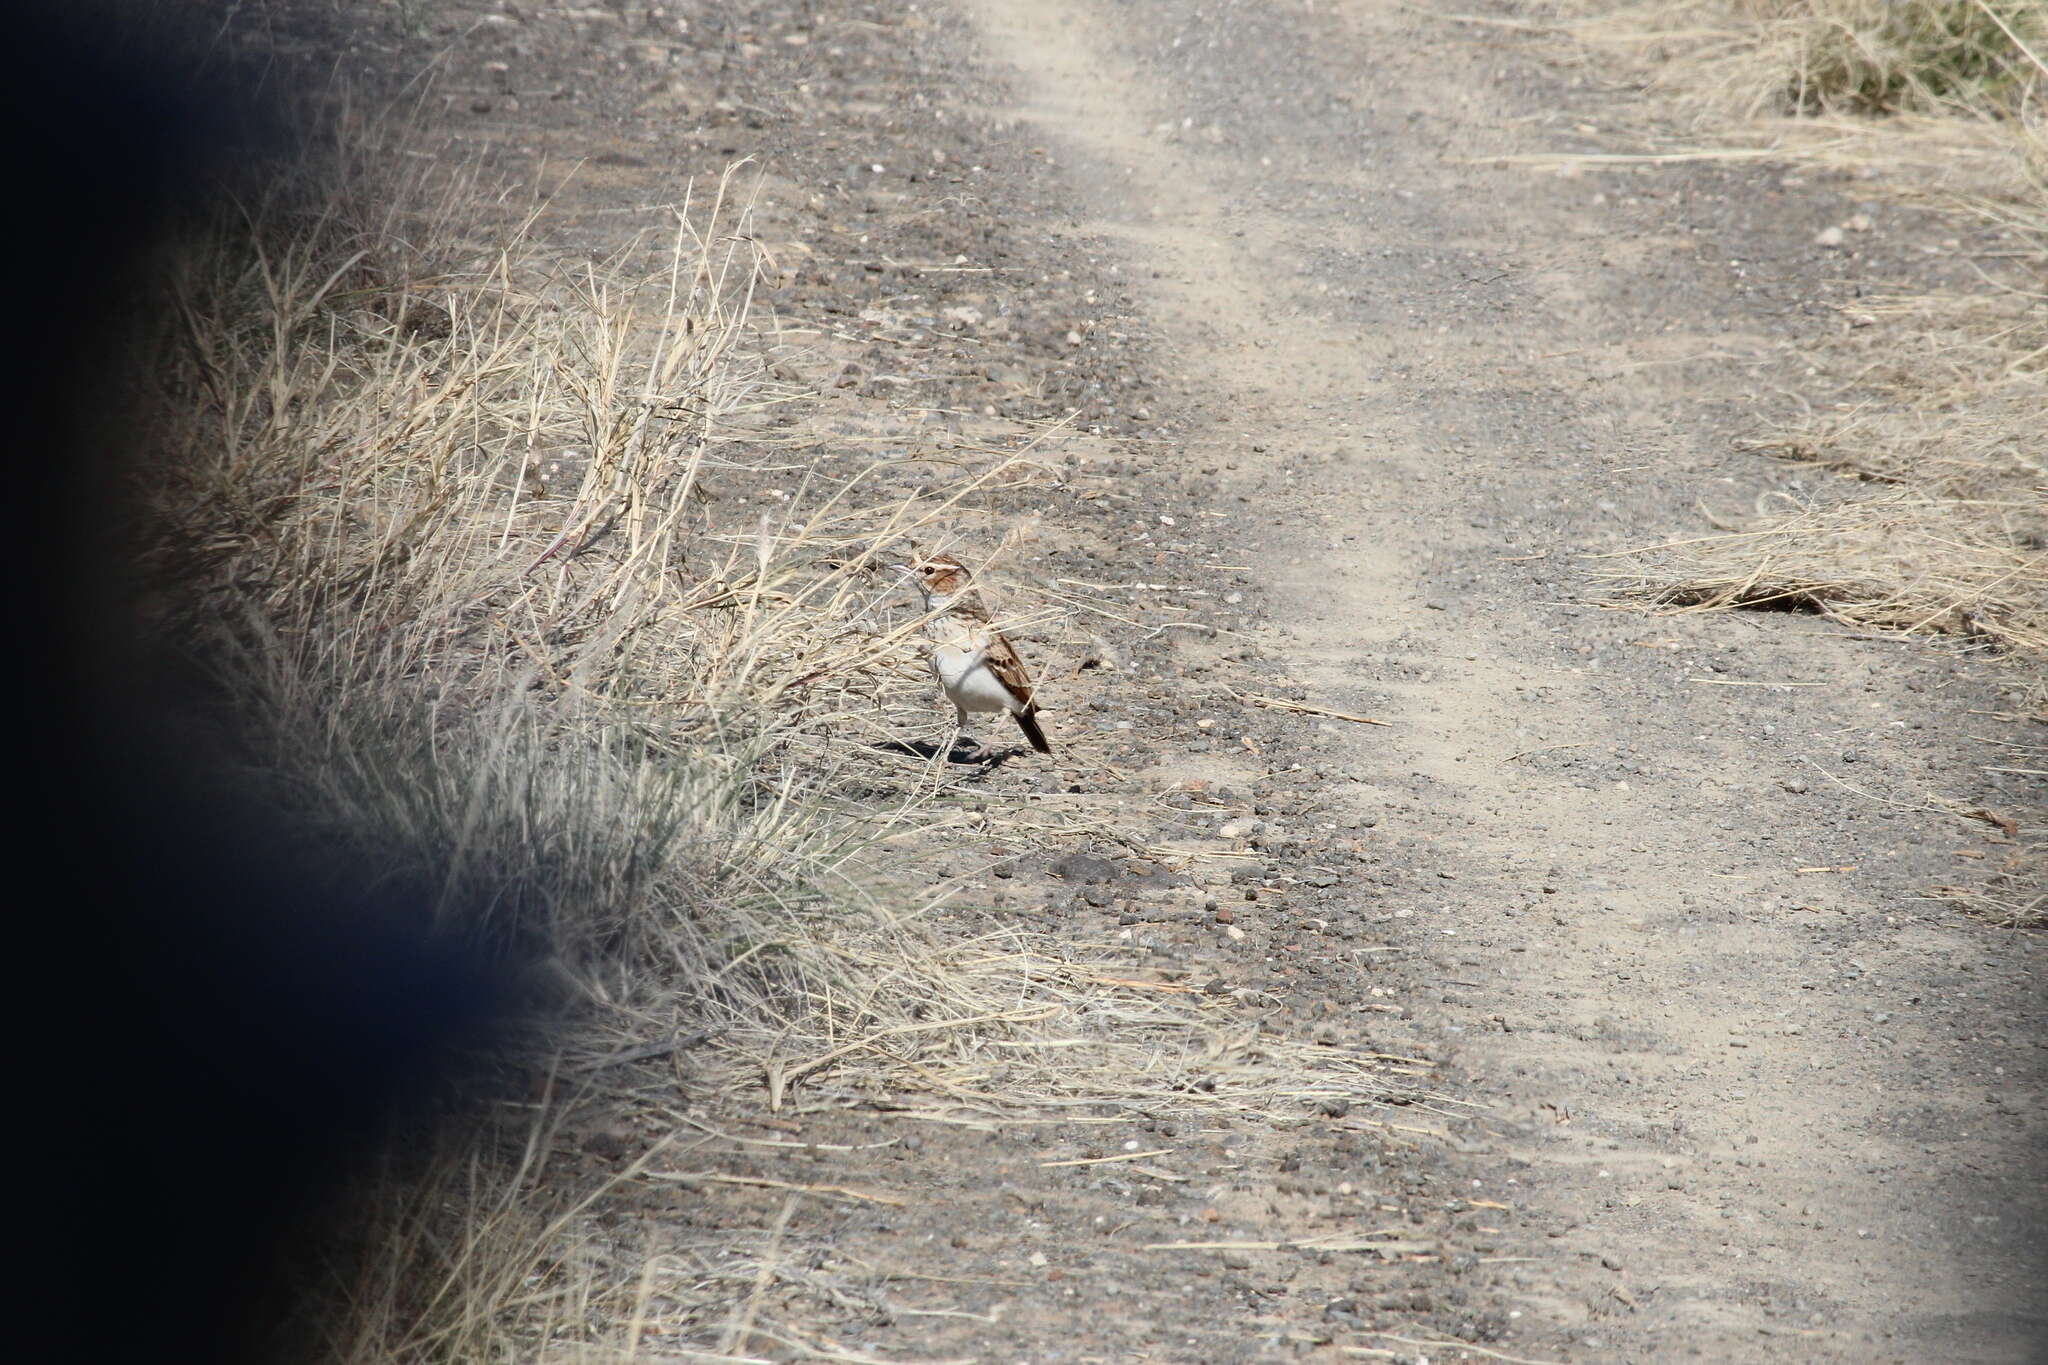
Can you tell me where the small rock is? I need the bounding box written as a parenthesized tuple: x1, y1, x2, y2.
(1052, 853, 1119, 884)
(1814, 225, 1846, 248)
(1782, 777, 1808, 794)
(1844, 212, 1873, 232)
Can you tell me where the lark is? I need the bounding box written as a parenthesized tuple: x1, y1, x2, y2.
(898, 550, 1051, 759)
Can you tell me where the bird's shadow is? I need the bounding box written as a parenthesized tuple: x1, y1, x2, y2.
(870, 738, 1022, 769)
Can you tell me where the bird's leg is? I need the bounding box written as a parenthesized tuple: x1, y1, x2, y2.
(952, 705, 990, 763)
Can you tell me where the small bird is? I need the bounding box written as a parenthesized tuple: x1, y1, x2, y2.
(898, 549, 1051, 760)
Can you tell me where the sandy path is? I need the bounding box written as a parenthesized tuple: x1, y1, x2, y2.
(961, 0, 2046, 1359)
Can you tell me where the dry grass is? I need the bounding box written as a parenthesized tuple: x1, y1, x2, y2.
(1734, 289, 2045, 497)
(151, 95, 1061, 982)
(1602, 276, 2047, 656)
(1602, 276, 2048, 678)
(1603, 489, 2045, 650)
(145, 101, 962, 1355)
(1567, 0, 2048, 118)
(153, 91, 1422, 1362)
(1536, 1, 2048, 688)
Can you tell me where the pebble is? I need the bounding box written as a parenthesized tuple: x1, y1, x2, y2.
(1814, 225, 1846, 248)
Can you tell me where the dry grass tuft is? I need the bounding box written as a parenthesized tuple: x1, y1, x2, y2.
(1754, 0, 2046, 115)
(1605, 280, 2048, 664)
(1607, 275, 2048, 658)
(149, 97, 1050, 989)
(1604, 489, 2046, 651)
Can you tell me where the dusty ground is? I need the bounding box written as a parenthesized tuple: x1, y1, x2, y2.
(259, 1, 2043, 1360)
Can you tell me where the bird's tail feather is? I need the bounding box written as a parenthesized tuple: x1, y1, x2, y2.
(1013, 708, 1051, 755)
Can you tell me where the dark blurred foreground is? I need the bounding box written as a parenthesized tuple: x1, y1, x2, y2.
(11, 7, 516, 1360)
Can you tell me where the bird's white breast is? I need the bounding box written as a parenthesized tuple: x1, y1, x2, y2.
(932, 642, 1019, 714)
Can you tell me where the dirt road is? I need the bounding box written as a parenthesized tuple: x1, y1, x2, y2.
(301, 0, 2044, 1358)
(949, 1, 2044, 1359)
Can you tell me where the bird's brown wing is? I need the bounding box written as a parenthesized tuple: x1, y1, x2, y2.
(984, 631, 1051, 754)
(981, 629, 1037, 710)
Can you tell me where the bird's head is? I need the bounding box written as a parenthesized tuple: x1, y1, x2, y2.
(896, 549, 973, 606)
